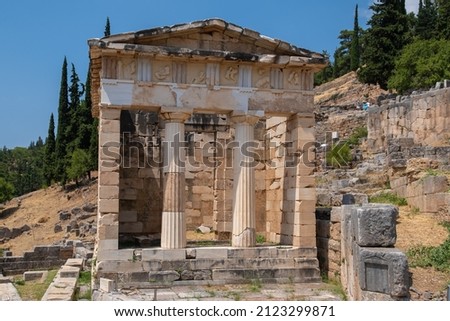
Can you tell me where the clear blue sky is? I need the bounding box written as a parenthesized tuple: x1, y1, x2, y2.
(0, 0, 419, 148)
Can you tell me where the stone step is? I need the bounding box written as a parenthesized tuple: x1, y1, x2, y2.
(211, 267, 321, 283)
(142, 257, 319, 271)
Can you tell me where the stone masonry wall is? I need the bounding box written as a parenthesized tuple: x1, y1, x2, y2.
(368, 87, 450, 153)
(118, 111, 270, 242)
(0, 245, 73, 275)
(316, 208, 341, 280)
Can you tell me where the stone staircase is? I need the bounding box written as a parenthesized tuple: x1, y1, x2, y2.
(97, 246, 321, 288)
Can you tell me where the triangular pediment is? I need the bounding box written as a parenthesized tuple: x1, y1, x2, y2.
(100, 18, 324, 60)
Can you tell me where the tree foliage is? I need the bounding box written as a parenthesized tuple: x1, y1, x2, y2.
(358, 0, 411, 89)
(0, 177, 14, 203)
(350, 4, 361, 71)
(44, 113, 56, 186)
(67, 149, 90, 185)
(104, 17, 111, 37)
(55, 57, 69, 184)
(416, 0, 438, 39)
(388, 39, 450, 93)
(436, 0, 450, 39)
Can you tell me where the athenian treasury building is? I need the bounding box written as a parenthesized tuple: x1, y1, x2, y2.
(88, 19, 326, 286)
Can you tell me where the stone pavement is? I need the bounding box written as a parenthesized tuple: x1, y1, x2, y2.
(93, 282, 343, 301)
(0, 276, 21, 301)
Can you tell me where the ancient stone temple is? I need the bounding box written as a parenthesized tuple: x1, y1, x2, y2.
(88, 19, 327, 286)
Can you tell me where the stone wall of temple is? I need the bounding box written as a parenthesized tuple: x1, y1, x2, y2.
(116, 111, 316, 246)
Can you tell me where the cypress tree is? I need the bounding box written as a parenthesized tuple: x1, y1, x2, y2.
(104, 17, 111, 37)
(67, 63, 84, 155)
(55, 57, 69, 183)
(350, 4, 361, 71)
(436, 0, 450, 39)
(417, 0, 438, 39)
(44, 113, 56, 185)
(358, 0, 410, 89)
(85, 68, 98, 173)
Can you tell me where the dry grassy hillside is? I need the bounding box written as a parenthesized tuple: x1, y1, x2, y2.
(0, 180, 97, 256)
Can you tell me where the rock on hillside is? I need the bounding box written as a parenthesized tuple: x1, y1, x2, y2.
(315, 71, 388, 107)
(0, 180, 97, 256)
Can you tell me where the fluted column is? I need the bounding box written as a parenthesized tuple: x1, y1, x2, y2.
(231, 114, 259, 247)
(160, 111, 190, 249)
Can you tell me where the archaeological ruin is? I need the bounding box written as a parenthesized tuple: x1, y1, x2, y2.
(88, 18, 328, 286)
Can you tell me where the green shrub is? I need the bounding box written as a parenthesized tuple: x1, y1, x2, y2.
(347, 127, 368, 146)
(78, 271, 91, 286)
(407, 223, 450, 272)
(326, 142, 352, 168)
(369, 191, 407, 206)
(256, 234, 266, 244)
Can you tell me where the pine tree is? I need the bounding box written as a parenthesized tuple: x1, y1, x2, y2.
(44, 114, 56, 185)
(333, 29, 353, 78)
(104, 17, 111, 37)
(55, 57, 69, 184)
(350, 4, 361, 71)
(417, 0, 438, 39)
(358, 0, 410, 89)
(436, 0, 450, 39)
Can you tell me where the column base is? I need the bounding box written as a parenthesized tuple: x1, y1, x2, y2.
(161, 211, 186, 249)
(232, 227, 256, 247)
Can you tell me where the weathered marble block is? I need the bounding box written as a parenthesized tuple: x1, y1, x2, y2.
(352, 205, 397, 247)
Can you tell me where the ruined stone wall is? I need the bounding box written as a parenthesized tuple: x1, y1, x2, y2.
(368, 87, 450, 153)
(119, 111, 163, 241)
(316, 208, 341, 280)
(0, 245, 73, 275)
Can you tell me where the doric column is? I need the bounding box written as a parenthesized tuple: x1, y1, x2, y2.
(231, 114, 259, 247)
(160, 111, 190, 249)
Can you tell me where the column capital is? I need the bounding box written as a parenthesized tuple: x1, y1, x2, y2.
(230, 113, 259, 126)
(161, 111, 191, 123)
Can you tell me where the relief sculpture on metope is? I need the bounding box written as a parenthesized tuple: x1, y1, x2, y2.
(225, 66, 238, 83)
(192, 71, 206, 84)
(288, 70, 300, 86)
(255, 68, 270, 88)
(154, 65, 170, 80)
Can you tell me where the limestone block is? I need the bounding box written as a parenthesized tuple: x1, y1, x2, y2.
(119, 211, 138, 223)
(97, 249, 133, 261)
(423, 193, 450, 213)
(98, 199, 119, 214)
(100, 186, 119, 200)
(100, 108, 121, 120)
(99, 171, 119, 186)
(99, 214, 119, 226)
(352, 205, 397, 247)
(357, 247, 410, 298)
(196, 247, 228, 259)
(293, 236, 316, 248)
(65, 258, 84, 269)
(99, 278, 116, 293)
(99, 161, 120, 172)
(97, 240, 119, 252)
(423, 176, 448, 195)
(192, 185, 213, 194)
(59, 266, 80, 278)
(148, 271, 180, 283)
(285, 188, 316, 201)
(119, 222, 143, 234)
(23, 271, 47, 282)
